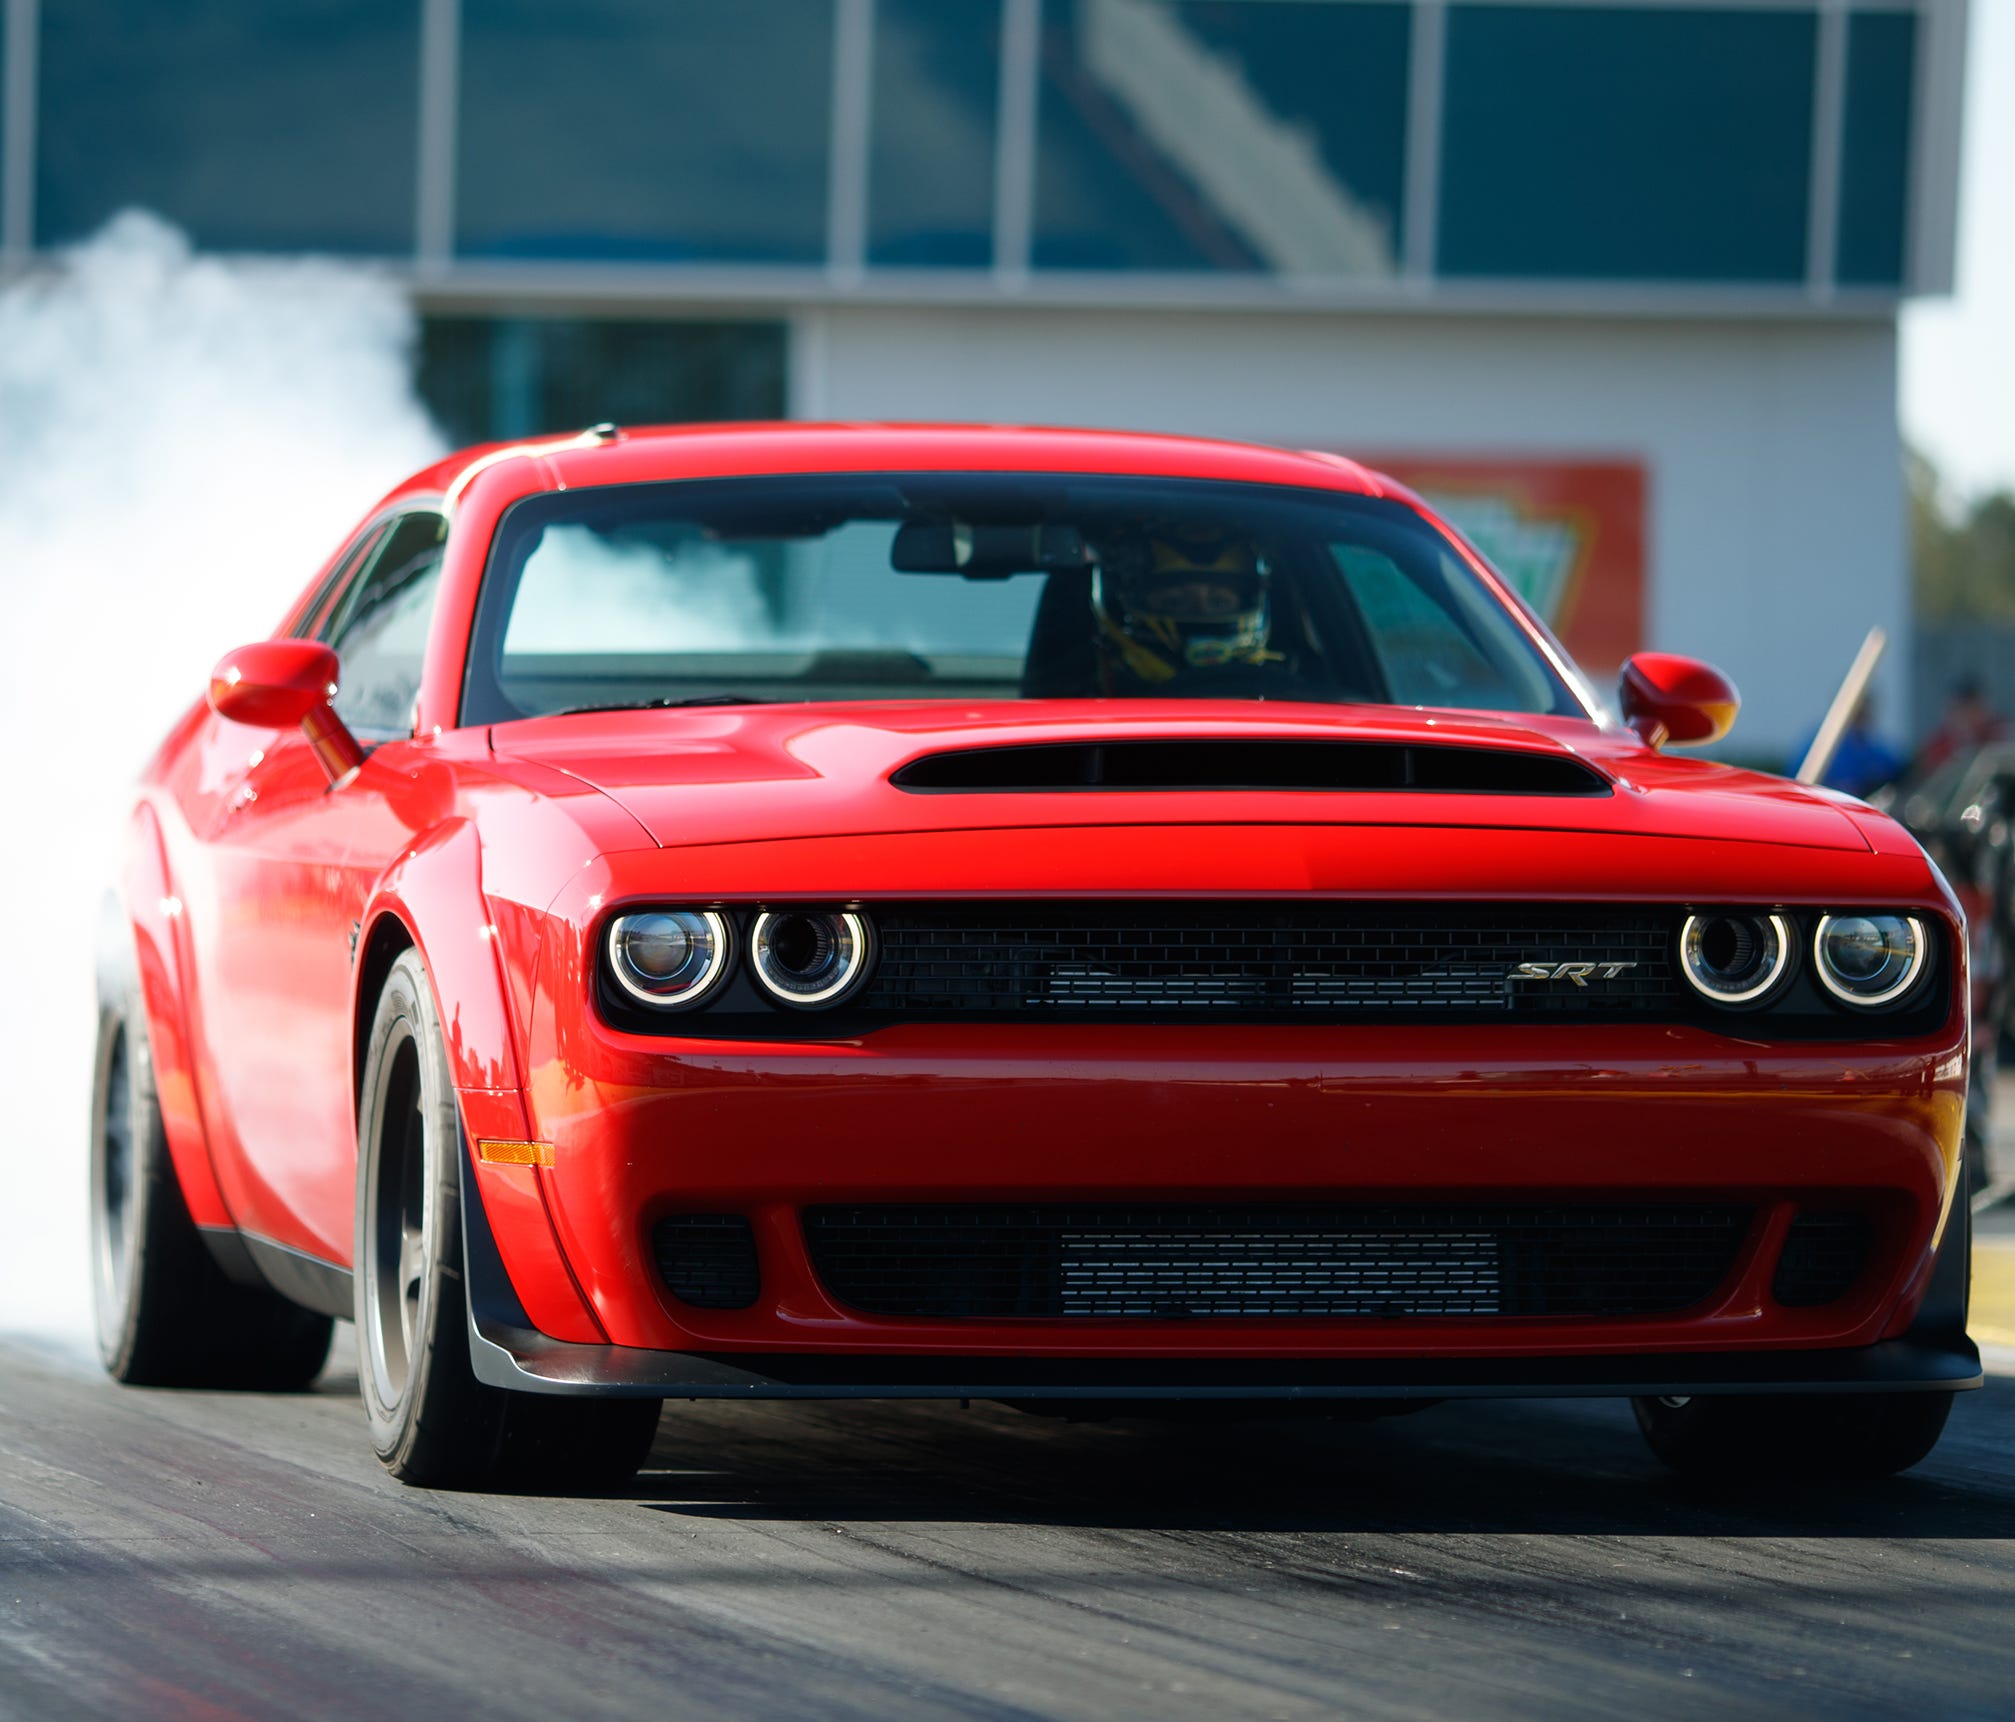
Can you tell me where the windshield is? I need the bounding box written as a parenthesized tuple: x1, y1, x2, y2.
(461, 473, 1579, 724)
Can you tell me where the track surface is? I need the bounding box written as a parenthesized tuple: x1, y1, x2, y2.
(1, 1333, 2010, 1721)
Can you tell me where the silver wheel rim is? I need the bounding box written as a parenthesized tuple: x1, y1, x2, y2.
(91, 1022, 136, 1343)
(363, 1020, 431, 1412)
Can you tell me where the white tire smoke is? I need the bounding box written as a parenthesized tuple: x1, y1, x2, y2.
(0, 211, 445, 1341)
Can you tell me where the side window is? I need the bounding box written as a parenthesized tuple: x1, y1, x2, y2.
(289, 521, 388, 640)
(321, 512, 448, 736)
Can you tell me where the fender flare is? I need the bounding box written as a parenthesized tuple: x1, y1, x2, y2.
(354, 818, 604, 1345)
(1902, 1157, 1974, 1358)
(105, 802, 233, 1231)
(353, 818, 524, 1098)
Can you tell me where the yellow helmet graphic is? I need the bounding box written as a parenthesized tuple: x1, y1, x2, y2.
(1093, 529, 1274, 685)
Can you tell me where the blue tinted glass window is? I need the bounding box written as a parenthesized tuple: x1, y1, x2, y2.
(1836, 9, 1915, 287)
(458, 0, 833, 264)
(417, 317, 786, 445)
(1439, 5, 1816, 283)
(1032, 0, 1409, 275)
(870, 0, 1000, 267)
(36, 0, 419, 252)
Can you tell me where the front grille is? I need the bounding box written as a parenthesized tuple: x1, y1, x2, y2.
(1773, 1210, 1874, 1307)
(859, 903, 1676, 1019)
(653, 1215, 760, 1309)
(804, 1203, 1753, 1320)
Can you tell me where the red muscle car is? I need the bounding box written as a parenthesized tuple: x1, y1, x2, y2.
(92, 424, 1978, 1490)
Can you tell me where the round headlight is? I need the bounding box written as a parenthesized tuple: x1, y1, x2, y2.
(1813, 913, 1926, 1008)
(1678, 911, 1793, 1006)
(749, 909, 875, 1009)
(606, 909, 732, 1010)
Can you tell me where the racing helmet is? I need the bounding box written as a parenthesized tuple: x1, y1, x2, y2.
(1092, 527, 1273, 685)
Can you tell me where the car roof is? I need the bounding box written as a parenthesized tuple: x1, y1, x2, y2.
(391, 423, 1409, 511)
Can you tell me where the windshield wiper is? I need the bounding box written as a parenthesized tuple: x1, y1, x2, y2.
(547, 694, 780, 717)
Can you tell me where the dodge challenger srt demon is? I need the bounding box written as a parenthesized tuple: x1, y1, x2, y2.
(92, 424, 1979, 1491)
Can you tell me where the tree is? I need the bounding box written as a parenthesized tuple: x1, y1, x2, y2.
(1914, 451, 2015, 620)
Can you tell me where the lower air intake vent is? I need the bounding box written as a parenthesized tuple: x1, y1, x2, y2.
(891, 740, 1608, 797)
(803, 1204, 1751, 1320)
(653, 1215, 760, 1309)
(1773, 1210, 1873, 1307)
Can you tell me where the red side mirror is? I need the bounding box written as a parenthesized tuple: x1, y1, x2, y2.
(209, 640, 367, 786)
(210, 640, 338, 727)
(1618, 653, 1740, 750)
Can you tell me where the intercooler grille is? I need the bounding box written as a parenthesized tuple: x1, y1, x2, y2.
(858, 903, 1677, 1019)
(802, 1203, 1754, 1320)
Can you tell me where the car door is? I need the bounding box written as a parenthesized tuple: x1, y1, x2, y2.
(190, 510, 451, 1265)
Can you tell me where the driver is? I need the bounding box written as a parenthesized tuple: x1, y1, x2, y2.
(1091, 526, 1278, 690)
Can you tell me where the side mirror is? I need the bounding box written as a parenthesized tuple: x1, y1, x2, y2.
(209, 640, 366, 787)
(1618, 653, 1740, 750)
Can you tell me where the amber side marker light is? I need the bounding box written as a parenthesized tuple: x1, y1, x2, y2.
(477, 1139, 556, 1168)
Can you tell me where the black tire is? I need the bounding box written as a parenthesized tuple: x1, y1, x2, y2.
(90, 990, 333, 1389)
(353, 949, 659, 1491)
(1631, 1390, 1954, 1481)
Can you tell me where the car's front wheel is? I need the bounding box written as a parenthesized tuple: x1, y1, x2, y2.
(353, 948, 660, 1490)
(1630, 1390, 1954, 1481)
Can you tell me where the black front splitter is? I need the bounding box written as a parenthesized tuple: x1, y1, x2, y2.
(466, 1321, 1980, 1401)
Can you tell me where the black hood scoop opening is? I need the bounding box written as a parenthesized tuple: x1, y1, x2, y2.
(891, 739, 1610, 797)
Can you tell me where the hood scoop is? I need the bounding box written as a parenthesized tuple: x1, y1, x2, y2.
(890, 739, 1609, 797)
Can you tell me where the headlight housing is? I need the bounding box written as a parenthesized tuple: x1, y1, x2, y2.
(1813, 913, 1927, 1008)
(1678, 911, 1793, 1006)
(748, 909, 875, 1009)
(606, 909, 733, 1010)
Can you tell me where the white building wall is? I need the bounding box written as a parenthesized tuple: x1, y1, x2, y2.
(788, 305, 1906, 763)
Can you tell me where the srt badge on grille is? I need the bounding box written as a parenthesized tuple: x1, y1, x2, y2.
(1512, 961, 1639, 986)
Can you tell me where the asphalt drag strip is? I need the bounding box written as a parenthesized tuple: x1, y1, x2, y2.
(0, 1329, 2010, 1721)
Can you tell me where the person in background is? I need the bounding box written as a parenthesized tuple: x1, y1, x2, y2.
(1790, 692, 1907, 799)
(1917, 674, 2009, 776)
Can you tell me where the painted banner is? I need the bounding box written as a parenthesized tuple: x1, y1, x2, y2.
(1361, 456, 1647, 683)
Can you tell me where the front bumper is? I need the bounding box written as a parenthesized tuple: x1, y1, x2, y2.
(463, 1137, 1981, 1399)
(490, 1014, 1972, 1379)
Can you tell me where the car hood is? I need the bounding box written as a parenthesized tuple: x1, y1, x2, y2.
(486, 701, 1875, 855)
